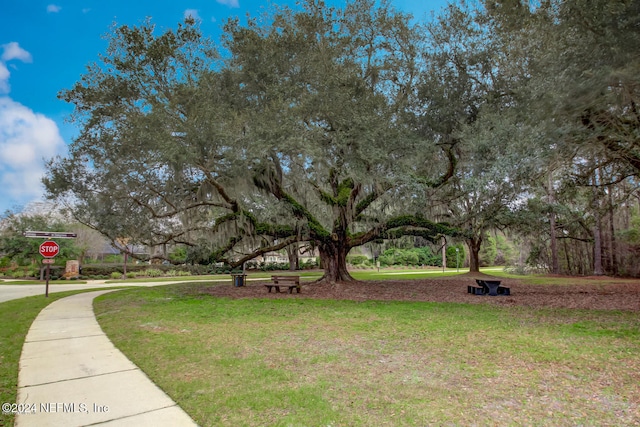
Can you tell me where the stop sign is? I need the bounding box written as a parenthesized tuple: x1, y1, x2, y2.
(39, 240, 60, 258)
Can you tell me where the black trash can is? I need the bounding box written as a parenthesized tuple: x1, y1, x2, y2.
(232, 274, 246, 287)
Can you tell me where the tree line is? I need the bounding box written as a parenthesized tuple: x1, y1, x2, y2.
(42, 0, 640, 282)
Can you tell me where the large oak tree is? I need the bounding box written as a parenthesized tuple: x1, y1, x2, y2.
(45, 0, 459, 283)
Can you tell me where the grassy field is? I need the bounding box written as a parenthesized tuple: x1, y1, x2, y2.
(94, 282, 640, 426)
(490, 272, 640, 286)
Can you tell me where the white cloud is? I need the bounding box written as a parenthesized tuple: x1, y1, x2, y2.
(216, 0, 240, 8)
(1, 42, 33, 63)
(0, 63, 9, 94)
(0, 42, 33, 95)
(47, 4, 61, 13)
(184, 9, 201, 21)
(0, 43, 64, 212)
(0, 97, 67, 206)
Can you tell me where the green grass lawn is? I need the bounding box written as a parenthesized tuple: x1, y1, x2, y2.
(94, 282, 640, 427)
(104, 271, 326, 284)
(350, 268, 469, 281)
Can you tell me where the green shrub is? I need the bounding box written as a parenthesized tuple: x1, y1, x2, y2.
(145, 269, 163, 277)
(378, 254, 393, 267)
(446, 245, 465, 268)
(126, 272, 137, 279)
(110, 272, 123, 279)
(169, 247, 188, 263)
(82, 263, 213, 277)
(103, 254, 125, 264)
(259, 262, 289, 271)
(376, 247, 443, 267)
(347, 255, 368, 265)
(401, 252, 420, 266)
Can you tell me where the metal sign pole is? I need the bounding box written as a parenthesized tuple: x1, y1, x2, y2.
(46, 263, 50, 297)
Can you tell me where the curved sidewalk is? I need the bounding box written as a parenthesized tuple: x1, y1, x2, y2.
(15, 290, 197, 427)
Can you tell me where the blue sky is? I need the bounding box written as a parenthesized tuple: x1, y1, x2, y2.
(0, 0, 449, 215)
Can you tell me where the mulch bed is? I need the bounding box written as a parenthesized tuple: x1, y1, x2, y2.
(201, 273, 640, 312)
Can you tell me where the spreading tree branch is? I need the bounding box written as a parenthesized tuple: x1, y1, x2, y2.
(253, 165, 331, 240)
(348, 214, 462, 248)
(226, 235, 300, 268)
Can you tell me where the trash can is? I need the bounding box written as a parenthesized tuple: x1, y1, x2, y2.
(232, 274, 246, 287)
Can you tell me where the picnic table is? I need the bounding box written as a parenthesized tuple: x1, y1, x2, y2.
(265, 275, 301, 294)
(468, 279, 510, 296)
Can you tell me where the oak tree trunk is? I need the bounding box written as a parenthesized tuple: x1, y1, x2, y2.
(286, 242, 299, 271)
(467, 236, 482, 273)
(318, 242, 354, 283)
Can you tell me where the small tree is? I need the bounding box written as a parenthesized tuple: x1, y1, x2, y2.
(0, 209, 79, 274)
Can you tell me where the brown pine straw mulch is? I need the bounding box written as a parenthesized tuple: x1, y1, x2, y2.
(202, 273, 640, 312)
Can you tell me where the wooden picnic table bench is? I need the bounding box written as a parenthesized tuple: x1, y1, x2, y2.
(265, 275, 301, 294)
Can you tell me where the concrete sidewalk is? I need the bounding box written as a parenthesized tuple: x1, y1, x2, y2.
(15, 290, 198, 427)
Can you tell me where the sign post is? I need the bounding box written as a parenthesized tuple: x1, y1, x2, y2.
(39, 241, 60, 297)
(25, 231, 77, 297)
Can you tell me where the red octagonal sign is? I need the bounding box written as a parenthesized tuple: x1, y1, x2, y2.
(39, 240, 60, 258)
